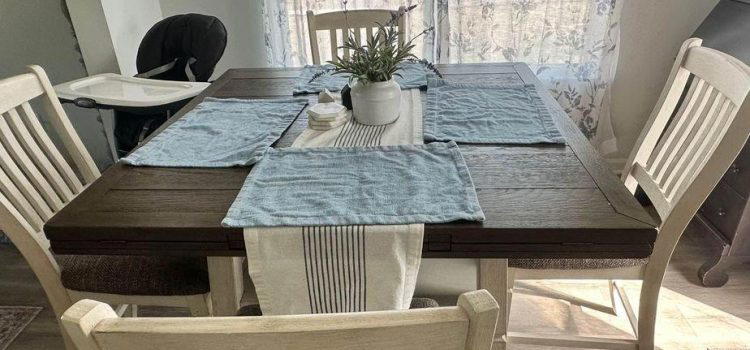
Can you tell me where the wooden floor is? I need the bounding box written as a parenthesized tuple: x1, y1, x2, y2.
(1, 223, 748, 350)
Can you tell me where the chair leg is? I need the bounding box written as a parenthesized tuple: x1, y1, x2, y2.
(207, 256, 245, 316)
(60, 321, 77, 350)
(506, 270, 515, 335)
(608, 280, 620, 316)
(637, 279, 661, 350)
(480, 259, 510, 350)
(187, 294, 212, 317)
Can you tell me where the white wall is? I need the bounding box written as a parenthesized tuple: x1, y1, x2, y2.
(610, 0, 719, 167)
(159, 0, 269, 78)
(67, 0, 162, 76)
(65, 0, 119, 75)
(101, 0, 163, 76)
(0, 0, 114, 170)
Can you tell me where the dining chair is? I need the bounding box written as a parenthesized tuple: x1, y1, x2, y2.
(62, 290, 498, 350)
(0, 66, 212, 349)
(306, 6, 407, 64)
(479, 38, 750, 350)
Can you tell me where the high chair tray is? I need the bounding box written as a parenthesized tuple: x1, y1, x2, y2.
(54, 73, 209, 108)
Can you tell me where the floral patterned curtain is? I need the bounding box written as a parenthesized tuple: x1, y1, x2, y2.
(262, 0, 622, 155)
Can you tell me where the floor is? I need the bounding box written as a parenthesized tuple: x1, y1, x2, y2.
(1, 223, 748, 350)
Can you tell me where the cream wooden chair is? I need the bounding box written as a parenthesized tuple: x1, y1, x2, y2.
(306, 7, 407, 64)
(0, 66, 212, 349)
(479, 38, 750, 350)
(62, 290, 499, 350)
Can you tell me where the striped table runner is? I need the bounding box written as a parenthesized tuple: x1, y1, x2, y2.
(244, 89, 424, 315)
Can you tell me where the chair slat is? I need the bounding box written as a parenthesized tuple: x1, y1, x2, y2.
(0, 114, 63, 211)
(648, 78, 704, 176)
(18, 102, 84, 193)
(654, 84, 715, 185)
(661, 92, 725, 194)
(341, 26, 351, 60)
(0, 164, 44, 230)
(0, 140, 53, 221)
(330, 29, 339, 62)
(6, 107, 75, 202)
(31, 66, 100, 184)
(306, 10, 321, 65)
(354, 27, 363, 46)
(668, 99, 736, 200)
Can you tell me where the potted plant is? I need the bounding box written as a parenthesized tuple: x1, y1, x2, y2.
(328, 7, 428, 125)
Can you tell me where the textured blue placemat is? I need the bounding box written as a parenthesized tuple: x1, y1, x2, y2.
(223, 141, 484, 227)
(122, 98, 308, 167)
(424, 79, 565, 144)
(294, 61, 434, 94)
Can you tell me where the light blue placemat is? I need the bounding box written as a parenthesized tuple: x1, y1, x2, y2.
(223, 141, 484, 227)
(424, 79, 565, 144)
(122, 98, 308, 167)
(294, 61, 434, 94)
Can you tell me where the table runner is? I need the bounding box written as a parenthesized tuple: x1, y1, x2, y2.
(424, 79, 566, 144)
(122, 97, 307, 167)
(230, 90, 481, 315)
(293, 62, 434, 94)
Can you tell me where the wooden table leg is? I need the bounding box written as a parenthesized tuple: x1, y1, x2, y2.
(480, 259, 510, 350)
(207, 257, 245, 316)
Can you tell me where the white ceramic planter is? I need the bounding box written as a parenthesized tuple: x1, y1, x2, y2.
(350, 79, 401, 125)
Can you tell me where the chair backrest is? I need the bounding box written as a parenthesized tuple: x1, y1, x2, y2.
(62, 290, 499, 350)
(622, 38, 750, 270)
(136, 14, 228, 82)
(0, 65, 101, 315)
(306, 7, 407, 65)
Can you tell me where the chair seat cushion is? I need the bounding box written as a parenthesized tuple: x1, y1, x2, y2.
(236, 298, 440, 316)
(57, 255, 209, 296)
(409, 297, 440, 309)
(509, 258, 648, 270)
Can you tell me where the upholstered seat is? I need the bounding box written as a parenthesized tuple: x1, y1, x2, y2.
(509, 257, 648, 270)
(409, 297, 440, 309)
(236, 298, 440, 316)
(58, 255, 210, 296)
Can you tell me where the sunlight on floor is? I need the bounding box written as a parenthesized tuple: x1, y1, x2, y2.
(508, 280, 750, 350)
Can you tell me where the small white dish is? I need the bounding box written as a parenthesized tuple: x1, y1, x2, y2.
(307, 102, 348, 121)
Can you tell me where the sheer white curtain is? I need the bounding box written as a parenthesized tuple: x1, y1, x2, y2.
(261, 0, 622, 155)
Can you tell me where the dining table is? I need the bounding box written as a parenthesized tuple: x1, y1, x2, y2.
(44, 63, 659, 316)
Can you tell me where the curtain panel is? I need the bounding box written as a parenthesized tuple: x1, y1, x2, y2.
(262, 0, 622, 155)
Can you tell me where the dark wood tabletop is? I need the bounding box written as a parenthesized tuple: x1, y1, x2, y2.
(45, 63, 658, 259)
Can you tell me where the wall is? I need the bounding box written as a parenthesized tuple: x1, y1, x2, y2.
(101, 0, 164, 76)
(609, 0, 719, 167)
(66, 0, 162, 76)
(159, 0, 269, 78)
(0, 0, 114, 171)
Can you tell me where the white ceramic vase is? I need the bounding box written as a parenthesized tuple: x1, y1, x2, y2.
(350, 79, 401, 125)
